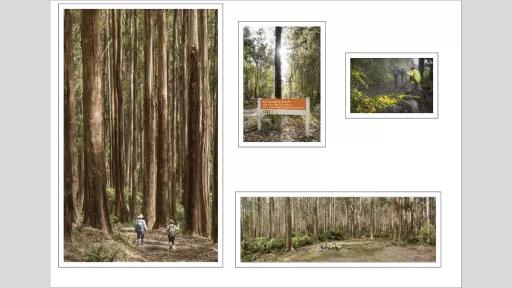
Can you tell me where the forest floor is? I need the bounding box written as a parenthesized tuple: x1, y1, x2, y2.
(251, 239, 435, 262)
(363, 80, 433, 113)
(64, 225, 218, 262)
(243, 109, 320, 142)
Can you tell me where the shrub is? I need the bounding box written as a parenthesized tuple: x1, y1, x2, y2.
(247, 237, 270, 253)
(292, 235, 313, 249)
(269, 238, 284, 250)
(85, 245, 122, 262)
(318, 229, 346, 242)
(261, 114, 281, 133)
(241, 253, 256, 262)
(417, 223, 436, 246)
(351, 90, 409, 113)
(242, 237, 286, 255)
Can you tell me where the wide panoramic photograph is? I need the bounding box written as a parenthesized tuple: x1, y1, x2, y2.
(63, 9, 219, 262)
(240, 196, 436, 263)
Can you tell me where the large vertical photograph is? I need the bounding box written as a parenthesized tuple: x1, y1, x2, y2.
(239, 22, 325, 146)
(62, 8, 219, 263)
(346, 53, 438, 118)
(237, 194, 439, 266)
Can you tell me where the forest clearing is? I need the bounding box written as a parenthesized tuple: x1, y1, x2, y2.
(252, 239, 435, 262)
(241, 197, 436, 263)
(242, 25, 321, 142)
(350, 58, 434, 113)
(63, 9, 218, 262)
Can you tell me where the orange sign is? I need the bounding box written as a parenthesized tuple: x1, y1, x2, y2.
(261, 98, 306, 110)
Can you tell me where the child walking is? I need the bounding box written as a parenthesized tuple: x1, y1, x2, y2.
(166, 219, 179, 250)
(135, 214, 148, 245)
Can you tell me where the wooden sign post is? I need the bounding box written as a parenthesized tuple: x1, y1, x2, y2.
(256, 97, 311, 137)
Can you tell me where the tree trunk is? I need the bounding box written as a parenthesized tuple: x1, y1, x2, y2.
(196, 9, 208, 236)
(285, 197, 292, 251)
(418, 58, 425, 78)
(169, 9, 178, 222)
(268, 197, 274, 238)
(370, 197, 375, 240)
(64, 10, 78, 239)
(81, 9, 111, 233)
(155, 10, 170, 229)
(129, 10, 138, 220)
(426, 197, 430, 225)
(313, 198, 318, 240)
(274, 26, 282, 99)
(179, 10, 188, 231)
(210, 10, 218, 243)
(185, 10, 201, 235)
(254, 65, 258, 99)
(143, 10, 157, 229)
(112, 9, 128, 223)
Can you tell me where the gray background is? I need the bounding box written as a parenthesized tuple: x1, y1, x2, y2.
(0, 0, 510, 287)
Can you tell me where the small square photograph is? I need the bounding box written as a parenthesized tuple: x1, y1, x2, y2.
(237, 193, 439, 267)
(346, 53, 438, 118)
(239, 22, 325, 146)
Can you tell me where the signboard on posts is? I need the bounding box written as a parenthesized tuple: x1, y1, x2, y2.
(256, 97, 311, 137)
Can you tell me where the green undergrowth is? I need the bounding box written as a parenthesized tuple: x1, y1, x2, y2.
(64, 226, 142, 262)
(351, 91, 410, 113)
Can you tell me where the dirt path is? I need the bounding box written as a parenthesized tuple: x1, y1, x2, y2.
(367, 79, 411, 97)
(64, 226, 218, 262)
(243, 111, 320, 142)
(252, 239, 435, 263)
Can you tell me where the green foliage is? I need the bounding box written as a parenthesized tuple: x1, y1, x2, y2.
(292, 235, 313, 249)
(351, 69, 368, 92)
(417, 223, 436, 246)
(242, 237, 270, 254)
(242, 237, 285, 255)
(106, 187, 117, 222)
(286, 27, 321, 105)
(241, 253, 257, 262)
(269, 238, 285, 250)
(85, 245, 124, 262)
(318, 229, 347, 242)
(261, 114, 282, 133)
(243, 26, 321, 105)
(351, 91, 406, 113)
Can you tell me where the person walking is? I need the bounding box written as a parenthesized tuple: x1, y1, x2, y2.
(134, 214, 148, 246)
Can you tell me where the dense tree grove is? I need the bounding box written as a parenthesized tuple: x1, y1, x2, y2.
(63, 9, 218, 243)
(241, 197, 436, 261)
(243, 26, 321, 107)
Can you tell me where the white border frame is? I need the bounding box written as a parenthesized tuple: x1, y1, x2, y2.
(235, 191, 441, 268)
(51, 0, 223, 268)
(238, 21, 326, 147)
(345, 52, 439, 119)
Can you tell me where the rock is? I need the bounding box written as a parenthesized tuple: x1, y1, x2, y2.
(406, 99, 419, 113)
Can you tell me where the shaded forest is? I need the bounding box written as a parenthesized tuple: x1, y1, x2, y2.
(63, 9, 218, 262)
(241, 197, 436, 262)
(242, 26, 321, 142)
(351, 58, 434, 113)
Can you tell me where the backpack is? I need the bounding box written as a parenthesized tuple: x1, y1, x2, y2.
(135, 220, 144, 233)
(168, 224, 177, 237)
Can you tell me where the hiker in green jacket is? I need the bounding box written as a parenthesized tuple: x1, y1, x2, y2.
(408, 66, 424, 97)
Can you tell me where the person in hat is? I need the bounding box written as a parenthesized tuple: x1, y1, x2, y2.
(134, 214, 148, 245)
(166, 219, 179, 250)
